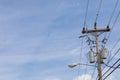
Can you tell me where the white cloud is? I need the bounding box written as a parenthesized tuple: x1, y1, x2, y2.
(44, 78, 61, 80)
(106, 75, 115, 80)
(73, 74, 94, 80)
(102, 67, 116, 80)
(0, 66, 21, 80)
(31, 76, 61, 80)
(0, 54, 33, 65)
(0, 47, 80, 66)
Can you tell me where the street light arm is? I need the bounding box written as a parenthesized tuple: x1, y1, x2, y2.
(68, 63, 96, 68)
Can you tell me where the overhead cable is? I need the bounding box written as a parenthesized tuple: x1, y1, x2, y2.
(90, 63, 97, 80)
(103, 63, 120, 80)
(107, 11, 120, 42)
(107, 0, 119, 26)
(77, 38, 84, 80)
(104, 63, 120, 68)
(102, 58, 120, 78)
(106, 37, 120, 61)
(95, 0, 103, 22)
(102, 48, 120, 71)
(84, 0, 89, 28)
(110, 38, 120, 53)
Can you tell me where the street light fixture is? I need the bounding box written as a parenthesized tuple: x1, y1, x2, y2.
(68, 63, 79, 68)
(68, 63, 96, 68)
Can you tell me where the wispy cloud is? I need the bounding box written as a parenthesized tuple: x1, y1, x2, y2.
(73, 74, 94, 80)
(0, 0, 119, 80)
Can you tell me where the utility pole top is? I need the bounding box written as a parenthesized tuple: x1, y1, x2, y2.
(81, 23, 110, 80)
(82, 26, 110, 34)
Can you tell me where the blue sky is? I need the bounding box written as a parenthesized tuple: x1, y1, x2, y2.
(0, 0, 120, 80)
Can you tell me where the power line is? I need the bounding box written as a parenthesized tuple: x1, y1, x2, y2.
(103, 63, 120, 80)
(96, 47, 120, 80)
(84, 0, 89, 28)
(104, 63, 120, 68)
(78, 38, 84, 64)
(102, 48, 120, 71)
(83, 60, 89, 80)
(105, 38, 120, 67)
(102, 58, 120, 78)
(77, 37, 84, 80)
(80, 0, 90, 78)
(107, 0, 119, 26)
(90, 63, 97, 80)
(95, 0, 103, 22)
(106, 11, 120, 43)
(110, 38, 120, 53)
(106, 47, 120, 66)
(78, 37, 94, 80)
(107, 37, 120, 61)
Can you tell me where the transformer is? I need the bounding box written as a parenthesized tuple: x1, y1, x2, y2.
(101, 46, 107, 59)
(89, 50, 95, 63)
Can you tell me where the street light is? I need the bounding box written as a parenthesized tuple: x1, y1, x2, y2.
(68, 63, 79, 68)
(68, 63, 96, 68)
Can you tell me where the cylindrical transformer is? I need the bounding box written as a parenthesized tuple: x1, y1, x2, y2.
(89, 50, 95, 63)
(100, 58, 104, 64)
(101, 46, 107, 59)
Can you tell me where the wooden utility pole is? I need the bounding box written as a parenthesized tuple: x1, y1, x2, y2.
(82, 22, 110, 80)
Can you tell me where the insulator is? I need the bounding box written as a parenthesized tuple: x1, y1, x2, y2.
(107, 25, 110, 31)
(94, 22, 97, 29)
(89, 50, 95, 63)
(82, 27, 85, 33)
(102, 38, 107, 44)
(101, 46, 107, 59)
